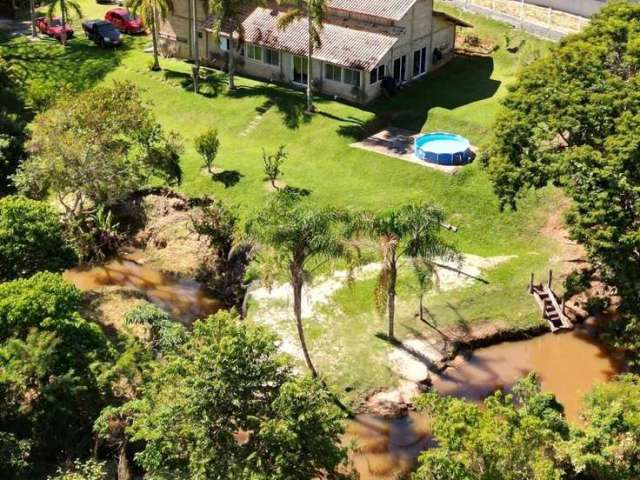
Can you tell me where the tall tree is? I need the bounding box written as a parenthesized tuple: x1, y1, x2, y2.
(209, 0, 265, 91)
(414, 374, 570, 480)
(124, 312, 348, 479)
(246, 193, 351, 377)
(359, 203, 458, 339)
(128, 0, 175, 71)
(13, 82, 182, 219)
(481, 1, 640, 365)
(278, 0, 327, 112)
(46, 0, 82, 45)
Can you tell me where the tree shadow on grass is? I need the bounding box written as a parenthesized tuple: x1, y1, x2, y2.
(161, 68, 227, 98)
(228, 83, 311, 129)
(212, 169, 243, 188)
(2, 35, 131, 93)
(319, 55, 502, 141)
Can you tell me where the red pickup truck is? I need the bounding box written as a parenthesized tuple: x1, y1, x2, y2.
(105, 8, 145, 34)
(36, 16, 74, 41)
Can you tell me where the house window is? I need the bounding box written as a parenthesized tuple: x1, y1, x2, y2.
(325, 63, 342, 82)
(413, 47, 427, 77)
(264, 48, 280, 66)
(343, 68, 360, 86)
(219, 36, 230, 51)
(293, 56, 308, 85)
(370, 65, 385, 85)
(247, 44, 262, 61)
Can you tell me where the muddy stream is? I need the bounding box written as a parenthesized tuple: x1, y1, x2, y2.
(64, 260, 621, 480)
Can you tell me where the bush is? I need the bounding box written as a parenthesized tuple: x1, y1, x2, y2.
(0, 196, 77, 281)
(563, 270, 591, 299)
(194, 128, 220, 174)
(0, 272, 81, 341)
(48, 459, 108, 480)
(586, 296, 608, 316)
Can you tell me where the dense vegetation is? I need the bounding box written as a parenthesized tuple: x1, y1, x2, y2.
(483, 1, 640, 364)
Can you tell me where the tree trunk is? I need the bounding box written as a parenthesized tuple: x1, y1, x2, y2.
(30, 0, 36, 38)
(306, 19, 314, 113)
(190, 0, 200, 92)
(60, 2, 67, 46)
(387, 256, 397, 338)
(291, 264, 318, 377)
(151, 3, 161, 71)
(117, 441, 132, 480)
(228, 35, 236, 91)
(419, 292, 424, 322)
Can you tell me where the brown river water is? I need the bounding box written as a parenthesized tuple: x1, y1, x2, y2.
(64, 260, 622, 480)
(64, 258, 221, 323)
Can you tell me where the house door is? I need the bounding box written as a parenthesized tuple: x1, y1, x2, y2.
(293, 55, 308, 85)
(393, 55, 407, 84)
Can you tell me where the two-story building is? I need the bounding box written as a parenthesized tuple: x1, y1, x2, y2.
(158, 0, 470, 103)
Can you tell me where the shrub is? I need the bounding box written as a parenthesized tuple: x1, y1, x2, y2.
(194, 128, 220, 174)
(0, 196, 77, 281)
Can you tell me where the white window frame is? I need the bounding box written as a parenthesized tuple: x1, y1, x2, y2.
(325, 63, 342, 82)
(263, 48, 280, 66)
(292, 55, 308, 85)
(343, 68, 360, 87)
(219, 36, 230, 51)
(247, 44, 263, 62)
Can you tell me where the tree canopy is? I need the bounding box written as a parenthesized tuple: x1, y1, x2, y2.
(13, 81, 183, 218)
(0, 196, 76, 281)
(125, 311, 349, 479)
(481, 1, 640, 362)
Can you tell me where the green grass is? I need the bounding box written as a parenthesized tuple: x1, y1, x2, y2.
(2, 2, 566, 398)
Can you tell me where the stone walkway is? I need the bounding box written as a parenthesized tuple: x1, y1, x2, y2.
(351, 127, 464, 174)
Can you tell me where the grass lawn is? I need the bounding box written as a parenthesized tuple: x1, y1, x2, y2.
(2, 2, 570, 398)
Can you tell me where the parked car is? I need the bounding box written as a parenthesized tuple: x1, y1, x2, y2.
(82, 20, 122, 47)
(105, 8, 145, 34)
(35, 16, 74, 41)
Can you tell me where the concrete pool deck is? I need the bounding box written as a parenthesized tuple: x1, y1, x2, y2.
(351, 127, 474, 174)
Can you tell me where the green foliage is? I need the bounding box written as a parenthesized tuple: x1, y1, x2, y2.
(48, 459, 108, 480)
(482, 1, 640, 363)
(13, 81, 183, 216)
(127, 311, 348, 479)
(192, 200, 254, 310)
(569, 374, 640, 480)
(0, 56, 26, 195)
(0, 431, 30, 479)
(263, 144, 287, 188)
(0, 196, 77, 281)
(124, 302, 187, 354)
(0, 273, 112, 473)
(195, 128, 220, 174)
(414, 373, 569, 480)
(46, 0, 83, 45)
(563, 269, 590, 299)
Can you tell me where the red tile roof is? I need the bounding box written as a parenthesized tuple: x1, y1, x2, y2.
(215, 6, 400, 70)
(328, 0, 416, 21)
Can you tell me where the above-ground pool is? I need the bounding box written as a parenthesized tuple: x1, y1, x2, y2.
(414, 132, 474, 166)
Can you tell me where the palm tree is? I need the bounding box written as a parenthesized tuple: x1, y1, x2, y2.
(278, 0, 327, 112)
(46, 0, 82, 46)
(190, 0, 211, 92)
(129, 0, 174, 71)
(247, 192, 351, 377)
(362, 203, 460, 339)
(209, 0, 265, 91)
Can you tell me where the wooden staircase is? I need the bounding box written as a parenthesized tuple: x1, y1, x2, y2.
(529, 271, 573, 332)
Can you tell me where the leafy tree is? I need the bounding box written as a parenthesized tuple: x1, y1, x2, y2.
(481, 2, 640, 363)
(359, 203, 458, 338)
(123, 302, 187, 354)
(246, 193, 351, 377)
(208, 0, 266, 90)
(0, 431, 30, 479)
(128, 0, 175, 71)
(414, 374, 569, 480)
(0, 57, 26, 195)
(0, 196, 76, 281)
(126, 312, 349, 479)
(263, 144, 287, 189)
(46, 0, 82, 45)
(48, 459, 108, 480)
(194, 128, 220, 174)
(192, 199, 254, 312)
(569, 374, 640, 479)
(0, 274, 113, 474)
(278, 0, 327, 112)
(14, 82, 182, 218)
